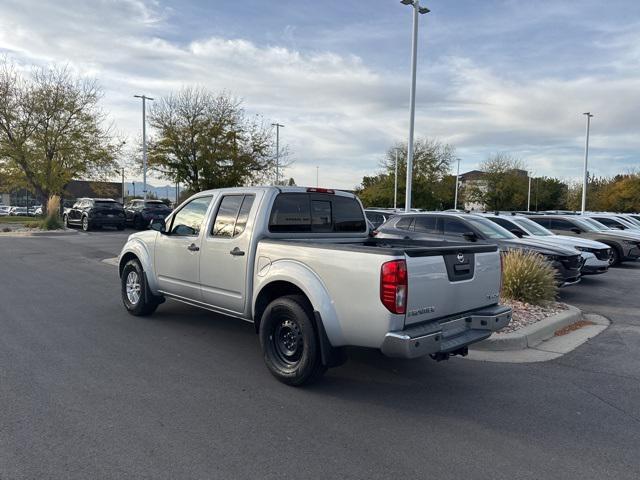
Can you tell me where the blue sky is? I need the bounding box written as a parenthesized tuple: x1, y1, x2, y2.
(1, 0, 639, 188)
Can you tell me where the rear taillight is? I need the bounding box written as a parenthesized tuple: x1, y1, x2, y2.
(380, 260, 408, 314)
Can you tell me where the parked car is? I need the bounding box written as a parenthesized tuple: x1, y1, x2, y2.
(0, 206, 11, 216)
(482, 214, 610, 274)
(527, 215, 640, 265)
(585, 214, 640, 232)
(364, 209, 397, 229)
(9, 206, 28, 216)
(125, 199, 172, 229)
(118, 186, 511, 385)
(63, 198, 125, 231)
(376, 212, 583, 286)
(30, 205, 43, 216)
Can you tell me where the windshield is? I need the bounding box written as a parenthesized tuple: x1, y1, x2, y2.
(576, 217, 607, 231)
(512, 217, 554, 236)
(466, 216, 516, 239)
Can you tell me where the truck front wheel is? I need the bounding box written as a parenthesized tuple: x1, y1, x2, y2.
(259, 295, 326, 386)
(121, 259, 160, 316)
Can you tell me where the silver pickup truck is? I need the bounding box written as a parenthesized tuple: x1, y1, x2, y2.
(118, 187, 511, 385)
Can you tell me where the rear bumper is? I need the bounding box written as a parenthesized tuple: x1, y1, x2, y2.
(381, 305, 512, 359)
(91, 217, 125, 226)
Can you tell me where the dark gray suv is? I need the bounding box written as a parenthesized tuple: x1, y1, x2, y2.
(527, 215, 640, 265)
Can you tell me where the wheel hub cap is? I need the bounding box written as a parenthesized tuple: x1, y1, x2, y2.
(126, 271, 141, 304)
(274, 319, 302, 362)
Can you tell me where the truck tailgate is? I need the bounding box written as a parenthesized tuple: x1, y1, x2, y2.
(404, 245, 501, 327)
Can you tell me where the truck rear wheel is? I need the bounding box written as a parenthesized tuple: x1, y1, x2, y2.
(259, 295, 326, 386)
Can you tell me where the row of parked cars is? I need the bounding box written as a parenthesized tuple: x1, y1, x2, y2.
(366, 209, 640, 286)
(62, 198, 173, 231)
(0, 205, 43, 216)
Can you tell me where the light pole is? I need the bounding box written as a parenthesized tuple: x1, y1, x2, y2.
(581, 112, 594, 214)
(133, 181, 136, 198)
(316, 166, 319, 187)
(400, 0, 430, 212)
(527, 174, 532, 211)
(134, 94, 154, 201)
(394, 149, 399, 210)
(272, 123, 284, 185)
(454, 158, 460, 210)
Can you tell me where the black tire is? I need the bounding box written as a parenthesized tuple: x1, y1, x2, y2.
(121, 259, 160, 316)
(609, 247, 621, 266)
(63, 214, 70, 228)
(133, 215, 144, 229)
(259, 295, 326, 386)
(81, 215, 91, 232)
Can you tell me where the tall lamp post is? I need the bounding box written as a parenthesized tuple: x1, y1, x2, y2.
(316, 166, 319, 187)
(400, 0, 430, 212)
(527, 173, 532, 212)
(454, 158, 460, 210)
(394, 148, 400, 210)
(581, 112, 594, 214)
(134, 94, 153, 201)
(272, 123, 284, 185)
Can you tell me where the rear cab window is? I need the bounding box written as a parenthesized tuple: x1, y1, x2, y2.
(269, 192, 366, 233)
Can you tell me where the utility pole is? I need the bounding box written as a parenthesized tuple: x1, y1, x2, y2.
(134, 94, 154, 201)
(400, 0, 430, 212)
(133, 181, 136, 198)
(121, 169, 125, 205)
(454, 158, 460, 210)
(394, 149, 399, 210)
(271, 123, 284, 185)
(527, 174, 532, 211)
(581, 112, 594, 214)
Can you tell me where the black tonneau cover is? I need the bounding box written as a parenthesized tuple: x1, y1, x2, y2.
(260, 238, 498, 257)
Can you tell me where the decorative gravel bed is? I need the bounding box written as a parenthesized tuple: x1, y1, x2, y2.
(496, 300, 569, 334)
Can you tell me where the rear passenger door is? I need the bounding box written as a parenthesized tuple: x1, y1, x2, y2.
(199, 193, 261, 314)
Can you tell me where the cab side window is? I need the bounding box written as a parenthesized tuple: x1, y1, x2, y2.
(211, 195, 255, 238)
(169, 196, 213, 236)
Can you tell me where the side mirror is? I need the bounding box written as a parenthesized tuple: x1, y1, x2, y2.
(150, 219, 166, 233)
(570, 228, 581, 234)
(463, 231, 478, 242)
(510, 229, 524, 238)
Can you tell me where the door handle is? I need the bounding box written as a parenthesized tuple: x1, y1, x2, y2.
(187, 243, 200, 252)
(230, 247, 245, 256)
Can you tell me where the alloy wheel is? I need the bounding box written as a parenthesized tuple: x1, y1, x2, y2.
(126, 271, 141, 305)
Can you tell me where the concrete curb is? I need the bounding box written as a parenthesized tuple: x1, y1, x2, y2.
(465, 314, 610, 363)
(0, 229, 79, 237)
(471, 305, 582, 352)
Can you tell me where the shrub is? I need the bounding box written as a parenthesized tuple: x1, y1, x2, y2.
(501, 250, 557, 305)
(40, 195, 63, 230)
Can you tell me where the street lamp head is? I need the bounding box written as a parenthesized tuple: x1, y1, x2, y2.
(418, 6, 430, 14)
(400, 0, 414, 5)
(583, 112, 594, 117)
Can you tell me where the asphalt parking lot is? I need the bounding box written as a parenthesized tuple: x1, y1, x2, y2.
(1, 230, 639, 480)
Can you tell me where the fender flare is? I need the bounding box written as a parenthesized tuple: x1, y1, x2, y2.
(118, 239, 159, 294)
(252, 259, 345, 347)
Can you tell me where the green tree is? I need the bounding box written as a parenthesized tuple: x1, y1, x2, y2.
(467, 154, 528, 211)
(530, 176, 569, 211)
(356, 138, 455, 209)
(0, 59, 119, 210)
(147, 88, 279, 192)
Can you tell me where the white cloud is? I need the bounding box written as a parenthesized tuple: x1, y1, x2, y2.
(0, 0, 638, 189)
